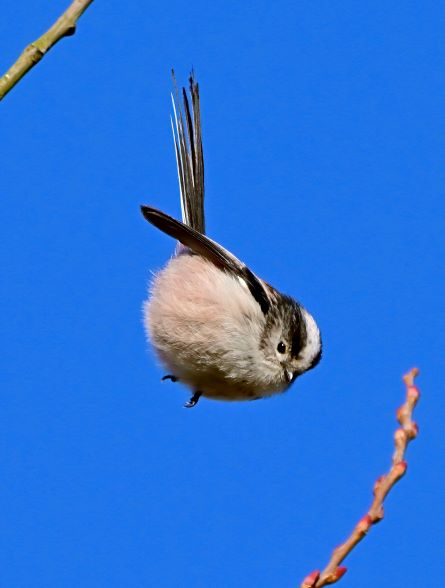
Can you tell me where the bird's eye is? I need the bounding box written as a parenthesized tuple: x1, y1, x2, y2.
(277, 341, 286, 354)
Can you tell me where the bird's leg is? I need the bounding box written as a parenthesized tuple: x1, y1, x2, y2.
(184, 391, 202, 409)
(162, 374, 178, 382)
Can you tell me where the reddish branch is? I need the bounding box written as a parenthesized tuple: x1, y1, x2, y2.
(301, 367, 420, 588)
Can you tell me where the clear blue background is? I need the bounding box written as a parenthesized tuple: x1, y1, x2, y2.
(1, 2, 444, 586)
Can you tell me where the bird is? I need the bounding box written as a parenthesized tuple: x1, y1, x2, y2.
(141, 72, 321, 408)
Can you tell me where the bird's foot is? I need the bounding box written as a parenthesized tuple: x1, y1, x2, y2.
(184, 391, 202, 409)
(162, 374, 178, 382)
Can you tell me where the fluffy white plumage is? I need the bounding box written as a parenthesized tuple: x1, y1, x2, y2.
(145, 254, 291, 401)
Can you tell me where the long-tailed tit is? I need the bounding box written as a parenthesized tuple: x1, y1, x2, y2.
(141, 73, 322, 408)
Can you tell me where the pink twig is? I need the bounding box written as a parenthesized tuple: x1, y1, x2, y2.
(300, 368, 420, 587)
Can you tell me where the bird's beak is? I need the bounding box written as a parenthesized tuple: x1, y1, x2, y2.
(286, 369, 297, 384)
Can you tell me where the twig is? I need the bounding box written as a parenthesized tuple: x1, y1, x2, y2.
(0, 0, 94, 101)
(300, 367, 420, 588)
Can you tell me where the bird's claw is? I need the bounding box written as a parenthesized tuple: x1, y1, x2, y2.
(162, 374, 178, 382)
(184, 391, 202, 408)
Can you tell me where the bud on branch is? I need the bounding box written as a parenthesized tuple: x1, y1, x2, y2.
(300, 368, 420, 588)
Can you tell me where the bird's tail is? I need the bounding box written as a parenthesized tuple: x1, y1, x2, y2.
(171, 71, 205, 234)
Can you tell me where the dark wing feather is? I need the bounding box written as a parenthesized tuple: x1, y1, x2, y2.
(141, 206, 270, 314)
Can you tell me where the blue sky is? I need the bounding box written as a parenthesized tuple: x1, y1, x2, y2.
(1, 1, 444, 587)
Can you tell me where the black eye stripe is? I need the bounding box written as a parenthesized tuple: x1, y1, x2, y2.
(291, 332, 301, 356)
(291, 319, 307, 357)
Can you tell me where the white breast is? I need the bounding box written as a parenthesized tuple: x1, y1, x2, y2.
(144, 254, 283, 401)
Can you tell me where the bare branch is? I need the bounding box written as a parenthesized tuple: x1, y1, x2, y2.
(0, 0, 94, 101)
(301, 367, 420, 588)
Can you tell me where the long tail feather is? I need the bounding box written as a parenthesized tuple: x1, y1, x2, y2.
(171, 70, 205, 234)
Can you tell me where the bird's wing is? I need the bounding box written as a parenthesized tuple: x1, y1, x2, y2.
(140, 205, 270, 314)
